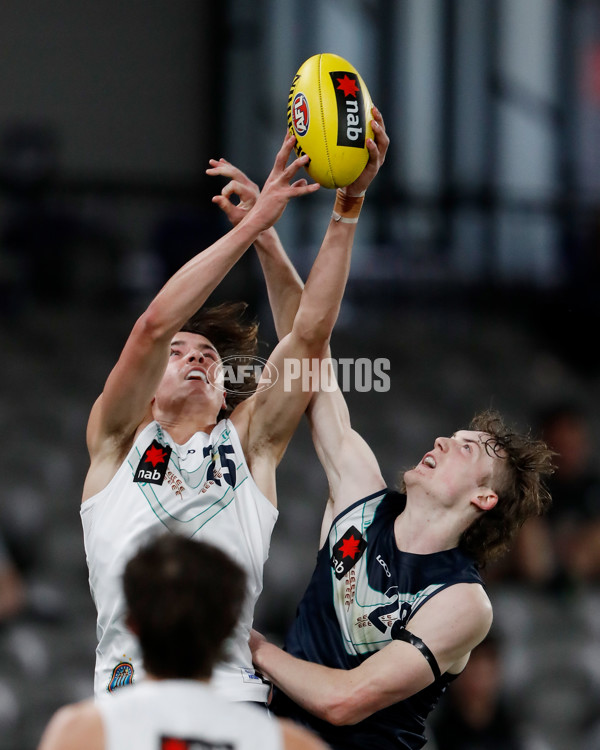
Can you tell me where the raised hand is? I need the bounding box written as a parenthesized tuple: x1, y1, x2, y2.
(207, 134, 320, 234)
(206, 158, 260, 227)
(344, 105, 389, 197)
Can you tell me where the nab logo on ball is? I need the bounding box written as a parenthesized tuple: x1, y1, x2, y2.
(292, 92, 310, 136)
(330, 71, 366, 148)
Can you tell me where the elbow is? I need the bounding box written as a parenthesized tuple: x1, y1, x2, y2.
(323, 707, 356, 727)
(319, 679, 406, 726)
(319, 692, 362, 727)
(135, 303, 174, 344)
(291, 315, 332, 356)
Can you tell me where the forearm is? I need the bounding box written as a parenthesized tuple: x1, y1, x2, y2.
(255, 108, 385, 350)
(254, 228, 304, 339)
(143, 217, 264, 339)
(143, 133, 318, 339)
(292, 216, 356, 347)
(290, 109, 385, 346)
(254, 642, 353, 725)
(255, 637, 424, 727)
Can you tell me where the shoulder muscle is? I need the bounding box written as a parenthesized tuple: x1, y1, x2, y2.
(38, 701, 104, 750)
(407, 583, 493, 673)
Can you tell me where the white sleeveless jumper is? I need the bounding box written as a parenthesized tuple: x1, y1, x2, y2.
(81, 419, 277, 701)
(97, 679, 282, 750)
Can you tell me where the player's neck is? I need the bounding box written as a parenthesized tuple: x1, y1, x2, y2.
(394, 497, 464, 554)
(153, 408, 219, 444)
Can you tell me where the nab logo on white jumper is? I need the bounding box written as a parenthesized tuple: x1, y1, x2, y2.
(133, 440, 172, 485)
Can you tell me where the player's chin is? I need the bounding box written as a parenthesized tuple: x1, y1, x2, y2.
(402, 465, 424, 485)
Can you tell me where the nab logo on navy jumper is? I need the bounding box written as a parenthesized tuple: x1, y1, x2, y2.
(331, 525, 367, 580)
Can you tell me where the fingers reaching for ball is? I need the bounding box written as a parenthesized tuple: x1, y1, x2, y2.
(206, 158, 260, 194)
(369, 105, 389, 163)
(206, 159, 261, 227)
(263, 133, 318, 194)
(206, 134, 320, 235)
(343, 104, 389, 197)
(243, 138, 319, 231)
(273, 134, 314, 186)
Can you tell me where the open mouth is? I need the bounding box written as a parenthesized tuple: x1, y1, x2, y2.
(186, 369, 208, 383)
(422, 454, 436, 469)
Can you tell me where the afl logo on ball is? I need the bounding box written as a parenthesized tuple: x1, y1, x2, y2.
(292, 92, 310, 136)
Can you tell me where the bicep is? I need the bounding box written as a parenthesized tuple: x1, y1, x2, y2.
(88, 316, 170, 454)
(308, 386, 385, 518)
(405, 584, 493, 674)
(339, 640, 438, 722)
(242, 333, 321, 463)
(343, 588, 492, 721)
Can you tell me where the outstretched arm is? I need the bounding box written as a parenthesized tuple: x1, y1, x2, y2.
(205, 158, 302, 338)
(208, 112, 387, 519)
(208, 108, 386, 341)
(229, 173, 367, 504)
(84, 136, 319, 500)
(253, 227, 385, 529)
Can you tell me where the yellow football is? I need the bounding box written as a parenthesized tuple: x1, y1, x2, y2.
(287, 53, 374, 189)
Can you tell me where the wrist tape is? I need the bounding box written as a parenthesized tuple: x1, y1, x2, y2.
(332, 189, 365, 224)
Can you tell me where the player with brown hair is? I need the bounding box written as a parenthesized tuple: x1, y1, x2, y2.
(207, 140, 554, 748)
(38, 535, 329, 750)
(81, 121, 389, 702)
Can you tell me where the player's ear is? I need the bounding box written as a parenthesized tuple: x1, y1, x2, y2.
(471, 489, 497, 512)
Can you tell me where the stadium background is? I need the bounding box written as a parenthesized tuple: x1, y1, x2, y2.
(0, 1, 599, 748)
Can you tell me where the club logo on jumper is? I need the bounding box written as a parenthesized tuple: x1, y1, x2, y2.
(331, 525, 367, 580)
(161, 737, 234, 750)
(133, 440, 172, 485)
(291, 91, 310, 136)
(330, 71, 366, 148)
(107, 661, 134, 693)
